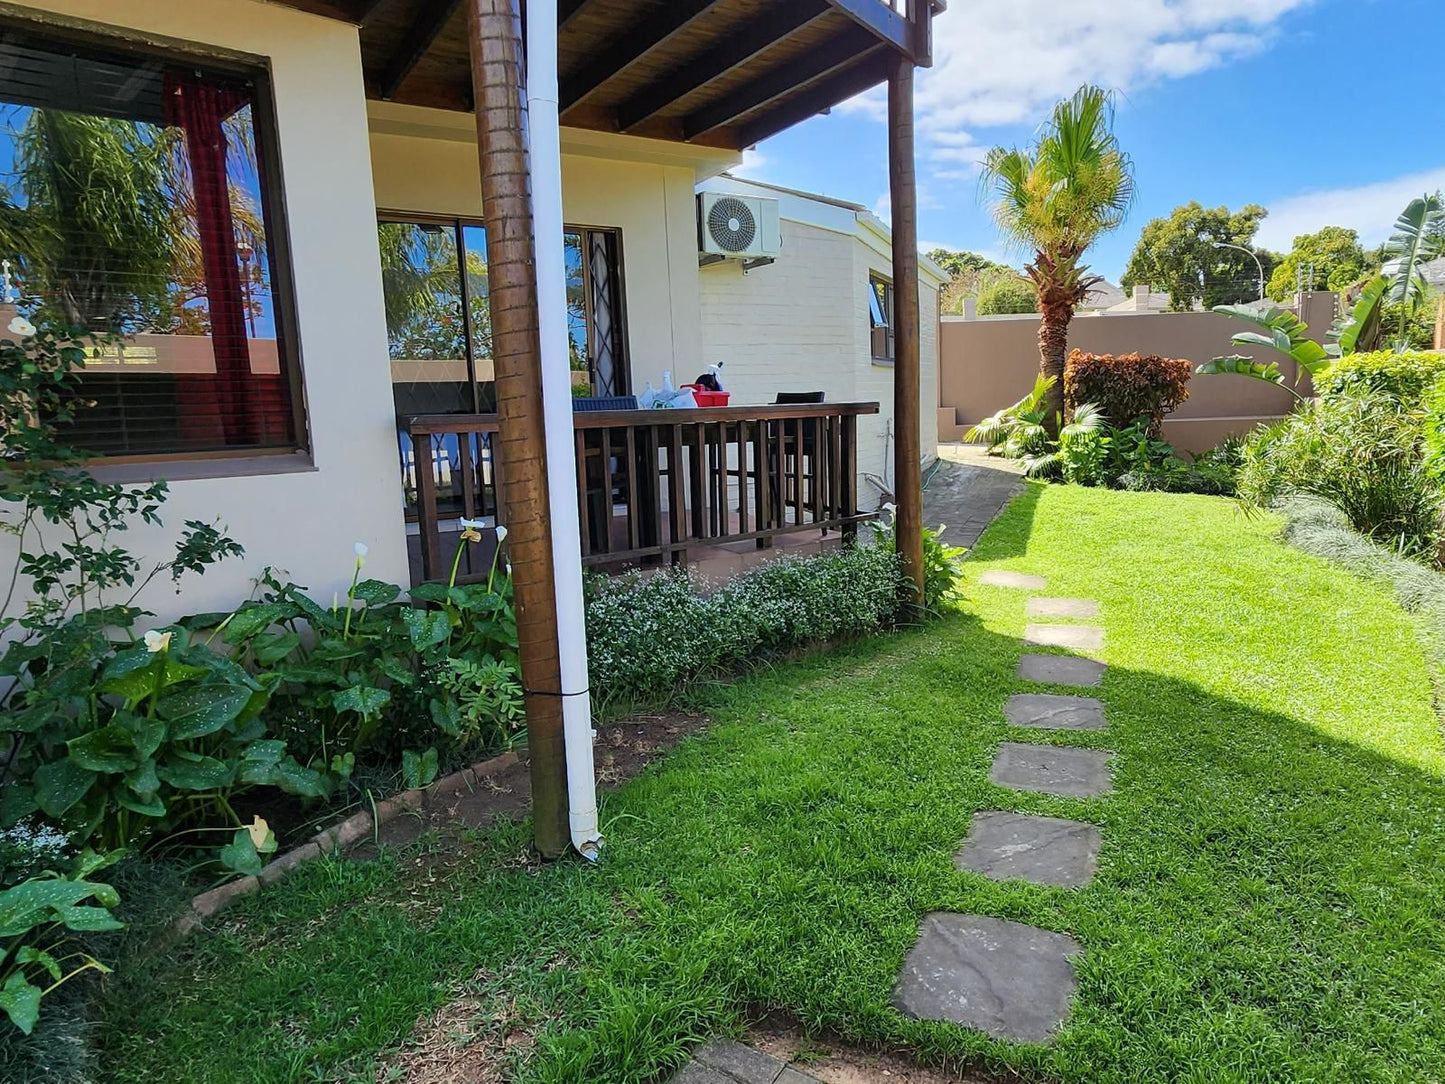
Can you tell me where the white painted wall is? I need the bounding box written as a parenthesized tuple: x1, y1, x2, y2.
(367, 104, 734, 396)
(0, 0, 407, 623)
(697, 196, 941, 508)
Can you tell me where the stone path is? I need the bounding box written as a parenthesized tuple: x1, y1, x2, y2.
(923, 452, 1026, 550)
(675, 570, 1118, 1072)
(894, 571, 1114, 1045)
(668, 1039, 823, 1083)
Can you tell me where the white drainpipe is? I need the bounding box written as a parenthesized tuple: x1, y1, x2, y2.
(527, 0, 601, 860)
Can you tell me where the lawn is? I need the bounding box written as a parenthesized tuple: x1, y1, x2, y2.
(98, 485, 1445, 1083)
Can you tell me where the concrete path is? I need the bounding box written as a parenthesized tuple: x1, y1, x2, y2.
(954, 811, 1102, 887)
(1005, 693, 1107, 731)
(922, 451, 1025, 550)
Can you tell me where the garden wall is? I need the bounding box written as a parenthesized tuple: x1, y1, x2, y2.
(938, 292, 1337, 452)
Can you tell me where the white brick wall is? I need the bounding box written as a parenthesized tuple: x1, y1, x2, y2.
(697, 217, 938, 509)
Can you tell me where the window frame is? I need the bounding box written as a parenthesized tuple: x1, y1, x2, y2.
(376, 211, 631, 407)
(0, 14, 310, 466)
(869, 272, 896, 363)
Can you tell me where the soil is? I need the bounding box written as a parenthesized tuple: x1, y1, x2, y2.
(358, 709, 710, 854)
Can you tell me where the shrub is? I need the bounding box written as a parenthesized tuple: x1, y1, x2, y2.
(584, 544, 905, 707)
(1064, 350, 1192, 435)
(1236, 390, 1442, 562)
(1315, 350, 1445, 405)
(1424, 377, 1445, 481)
(870, 510, 968, 611)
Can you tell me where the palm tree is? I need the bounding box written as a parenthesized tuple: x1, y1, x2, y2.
(981, 86, 1135, 430)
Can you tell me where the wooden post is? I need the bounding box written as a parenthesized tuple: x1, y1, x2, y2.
(466, 0, 569, 857)
(888, 52, 925, 607)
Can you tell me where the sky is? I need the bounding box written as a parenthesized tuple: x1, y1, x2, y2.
(742, 0, 1445, 284)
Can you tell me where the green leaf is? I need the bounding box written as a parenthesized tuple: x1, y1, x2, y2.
(156, 753, 235, 791)
(32, 759, 94, 818)
(274, 756, 330, 799)
(66, 725, 140, 773)
(407, 583, 450, 605)
(98, 650, 207, 704)
(376, 653, 417, 687)
(1195, 355, 1303, 399)
(401, 607, 451, 652)
(402, 747, 439, 789)
(236, 740, 287, 786)
(352, 579, 401, 605)
(218, 829, 262, 877)
(251, 630, 301, 666)
(0, 877, 120, 938)
(123, 758, 160, 797)
(221, 602, 294, 643)
(429, 696, 462, 738)
(0, 783, 37, 825)
(0, 973, 41, 1035)
(277, 661, 346, 686)
(115, 787, 166, 818)
(332, 685, 390, 720)
(158, 686, 252, 741)
(119, 713, 167, 761)
(312, 638, 365, 663)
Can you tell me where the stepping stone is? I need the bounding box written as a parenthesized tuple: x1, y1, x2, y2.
(1017, 654, 1105, 687)
(980, 570, 1047, 589)
(990, 742, 1113, 797)
(893, 913, 1082, 1043)
(954, 811, 1102, 887)
(673, 1038, 809, 1083)
(1005, 693, 1106, 731)
(1025, 597, 1099, 619)
(1025, 624, 1104, 651)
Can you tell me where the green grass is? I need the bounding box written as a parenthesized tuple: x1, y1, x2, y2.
(97, 485, 1445, 1083)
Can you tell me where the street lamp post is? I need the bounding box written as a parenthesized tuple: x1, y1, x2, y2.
(1212, 240, 1265, 301)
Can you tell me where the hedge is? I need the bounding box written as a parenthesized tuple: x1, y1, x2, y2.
(1315, 350, 1445, 405)
(1064, 350, 1192, 434)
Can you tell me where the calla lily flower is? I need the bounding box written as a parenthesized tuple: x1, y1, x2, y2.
(143, 629, 173, 653)
(459, 517, 485, 530)
(494, 524, 509, 543)
(7, 315, 34, 338)
(246, 816, 271, 849)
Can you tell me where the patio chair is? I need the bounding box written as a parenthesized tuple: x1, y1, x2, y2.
(574, 395, 644, 553)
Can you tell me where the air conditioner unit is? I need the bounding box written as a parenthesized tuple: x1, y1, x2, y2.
(697, 192, 781, 260)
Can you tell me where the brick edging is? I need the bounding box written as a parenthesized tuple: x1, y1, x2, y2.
(175, 750, 520, 935)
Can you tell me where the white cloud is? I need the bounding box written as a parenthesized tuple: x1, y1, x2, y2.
(1254, 166, 1445, 251)
(916, 0, 1312, 136)
(737, 147, 768, 178)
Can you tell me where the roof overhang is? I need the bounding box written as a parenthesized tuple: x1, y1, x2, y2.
(264, 0, 940, 151)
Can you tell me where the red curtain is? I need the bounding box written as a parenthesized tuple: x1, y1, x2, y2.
(164, 72, 259, 447)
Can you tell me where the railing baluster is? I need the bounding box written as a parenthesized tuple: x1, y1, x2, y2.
(791, 418, 804, 527)
(600, 427, 614, 556)
(842, 413, 859, 545)
(689, 422, 707, 539)
(625, 425, 641, 552)
(712, 422, 727, 537)
(575, 428, 591, 558)
(753, 417, 769, 545)
(415, 435, 442, 582)
(737, 420, 750, 535)
(667, 423, 687, 565)
(829, 414, 843, 526)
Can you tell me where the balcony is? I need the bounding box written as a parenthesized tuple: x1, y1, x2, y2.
(401, 401, 880, 584)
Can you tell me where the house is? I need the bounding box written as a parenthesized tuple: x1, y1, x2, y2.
(695, 174, 946, 509)
(1103, 283, 1174, 314)
(0, 0, 938, 617)
(0, 0, 941, 855)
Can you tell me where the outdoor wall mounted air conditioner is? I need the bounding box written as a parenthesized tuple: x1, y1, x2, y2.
(697, 192, 782, 260)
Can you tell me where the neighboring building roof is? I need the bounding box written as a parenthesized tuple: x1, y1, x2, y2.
(1080, 280, 1125, 309)
(1422, 257, 1445, 288)
(698, 173, 949, 286)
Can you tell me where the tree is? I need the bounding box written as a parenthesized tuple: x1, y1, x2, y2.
(977, 273, 1037, 314)
(1120, 202, 1277, 311)
(981, 85, 1135, 430)
(1266, 225, 1373, 300)
(925, 247, 1005, 279)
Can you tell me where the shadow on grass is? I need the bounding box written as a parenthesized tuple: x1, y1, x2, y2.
(87, 599, 1445, 1084)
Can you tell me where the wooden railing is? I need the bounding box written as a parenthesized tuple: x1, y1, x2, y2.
(402, 402, 880, 583)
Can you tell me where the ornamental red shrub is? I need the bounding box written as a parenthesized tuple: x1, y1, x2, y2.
(1064, 350, 1192, 435)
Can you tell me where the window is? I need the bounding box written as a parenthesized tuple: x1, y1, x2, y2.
(379, 216, 628, 418)
(0, 23, 302, 458)
(869, 273, 895, 361)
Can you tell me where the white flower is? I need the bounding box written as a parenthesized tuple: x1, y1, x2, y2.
(881, 502, 897, 514)
(246, 815, 271, 849)
(353, 541, 369, 559)
(143, 629, 173, 653)
(7, 315, 34, 338)
(459, 517, 485, 530)
(494, 524, 509, 543)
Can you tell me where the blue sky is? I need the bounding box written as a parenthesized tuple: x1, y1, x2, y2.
(743, 0, 1445, 283)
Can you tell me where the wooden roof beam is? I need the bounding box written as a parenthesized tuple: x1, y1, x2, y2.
(378, 0, 463, 99)
(823, 0, 916, 59)
(736, 50, 891, 147)
(351, 0, 394, 25)
(559, 0, 722, 113)
(557, 0, 591, 30)
(615, 0, 832, 132)
(682, 25, 878, 140)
